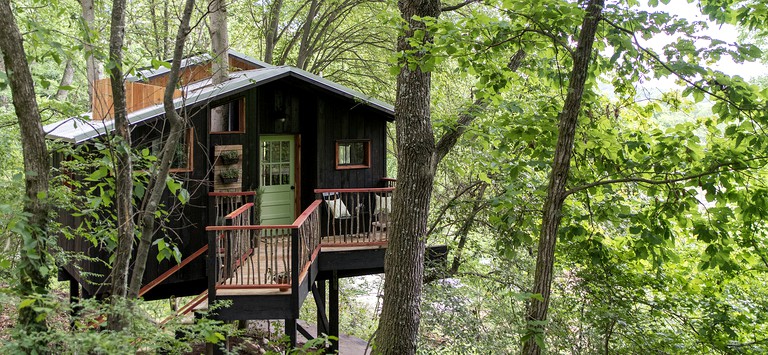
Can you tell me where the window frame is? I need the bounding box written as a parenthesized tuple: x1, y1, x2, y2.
(170, 128, 195, 172)
(335, 139, 371, 170)
(146, 127, 195, 173)
(209, 97, 246, 134)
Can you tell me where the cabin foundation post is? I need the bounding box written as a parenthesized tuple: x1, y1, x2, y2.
(68, 277, 80, 329)
(285, 318, 297, 348)
(313, 280, 329, 336)
(289, 228, 300, 349)
(329, 271, 339, 353)
(205, 342, 226, 355)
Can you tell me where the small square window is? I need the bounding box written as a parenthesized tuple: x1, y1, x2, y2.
(335, 140, 370, 170)
(210, 98, 245, 133)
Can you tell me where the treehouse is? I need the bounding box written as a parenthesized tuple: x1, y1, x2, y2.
(46, 50, 446, 349)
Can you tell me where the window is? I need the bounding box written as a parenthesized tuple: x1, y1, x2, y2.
(210, 98, 245, 133)
(335, 140, 370, 170)
(261, 140, 292, 186)
(148, 128, 194, 172)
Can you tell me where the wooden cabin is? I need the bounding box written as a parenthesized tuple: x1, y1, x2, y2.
(46, 50, 446, 349)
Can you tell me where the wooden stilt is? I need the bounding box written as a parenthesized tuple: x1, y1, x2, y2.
(68, 278, 80, 329)
(329, 272, 339, 353)
(205, 342, 226, 355)
(286, 318, 297, 348)
(313, 280, 329, 335)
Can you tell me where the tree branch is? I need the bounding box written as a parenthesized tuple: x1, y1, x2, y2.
(563, 160, 762, 198)
(431, 48, 525, 173)
(601, 18, 752, 114)
(441, 0, 481, 12)
(128, 0, 196, 298)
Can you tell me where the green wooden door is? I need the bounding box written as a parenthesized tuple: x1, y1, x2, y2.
(260, 135, 296, 225)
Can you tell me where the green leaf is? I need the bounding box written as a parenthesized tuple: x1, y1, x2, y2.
(19, 299, 35, 309)
(86, 166, 108, 181)
(178, 189, 190, 204)
(166, 176, 181, 195)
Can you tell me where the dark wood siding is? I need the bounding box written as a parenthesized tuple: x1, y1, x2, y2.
(315, 96, 388, 190)
(55, 74, 392, 300)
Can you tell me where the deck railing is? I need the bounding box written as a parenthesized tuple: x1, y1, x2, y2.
(205, 200, 322, 290)
(381, 177, 397, 188)
(209, 191, 256, 226)
(314, 187, 394, 246)
(136, 191, 257, 298)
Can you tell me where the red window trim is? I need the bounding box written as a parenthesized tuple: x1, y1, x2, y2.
(335, 139, 371, 170)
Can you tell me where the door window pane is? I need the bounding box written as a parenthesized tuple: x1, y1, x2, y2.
(261, 139, 292, 186)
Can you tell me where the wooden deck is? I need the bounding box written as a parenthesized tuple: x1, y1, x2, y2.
(319, 230, 388, 246)
(215, 230, 389, 292)
(192, 241, 447, 324)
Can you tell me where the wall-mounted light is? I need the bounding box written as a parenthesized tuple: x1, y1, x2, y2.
(273, 109, 287, 133)
(273, 109, 287, 123)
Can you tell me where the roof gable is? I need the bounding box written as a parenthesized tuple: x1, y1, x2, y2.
(45, 64, 393, 143)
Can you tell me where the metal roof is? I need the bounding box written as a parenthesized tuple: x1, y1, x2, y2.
(44, 66, 394, 143)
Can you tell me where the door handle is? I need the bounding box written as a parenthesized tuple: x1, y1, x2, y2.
(290, 186, 295, 190)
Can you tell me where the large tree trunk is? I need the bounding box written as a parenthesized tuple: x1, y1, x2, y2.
(128, 0, 196, 298)
(0, 0, 52, 349)
(522, 0, 604, 353)
(263, 0, 283, 64)
(54, 59, 75, 101)
(295, 0, 319, 70)
(81, 0, 101, 106)
(106, 0, 134, 331)
(374, 0, 440, 353)
(0, 52, 7, 107)
(208, 0, 229, 84)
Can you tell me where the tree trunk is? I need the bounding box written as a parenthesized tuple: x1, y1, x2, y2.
(0, 52, 7, 107)
(208, 0, 229, 84)
(162, 1, 170, 58)
(54, 59, 75, 101)
(0, 0, 52, 349)
(149, 0, 162, 58)
(128, 0, 196, 298)
(522, 0, 604, 353)
(81, 0, 101, 107)
(106, 0, 133, 332)
(295, 0, 319, 70)
(374, 0, 440, 353)
(263, 0, 283, 64)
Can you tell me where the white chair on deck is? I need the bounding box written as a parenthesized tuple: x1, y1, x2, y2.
(322, 192, 361, 237)
(371, 194, 391, 232)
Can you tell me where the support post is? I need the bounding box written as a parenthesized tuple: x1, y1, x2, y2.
(285, 318, 297, 348)
(206, 230, 221, 355)
(288, 228, 300, 349)
(207, 230, 217, 308)
(68, 277, 80, 329)
(314, 280, 329, 335)
(329, 271, 339, 353)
